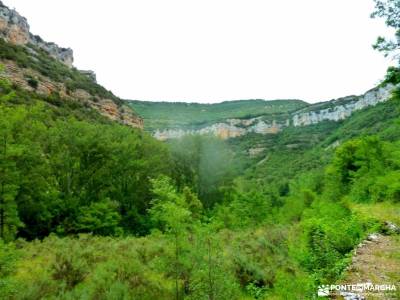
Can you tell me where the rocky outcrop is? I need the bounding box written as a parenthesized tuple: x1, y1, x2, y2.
(0, 60, 143, 129)
(0, 1, 73, 67)
(153, 118, 288, 141)
(154, 123, 246, 141)
(0, 1, 143, 129)
(92, 99, 144, 128)
(292, 84, 395, 126)
(152, 84, 397, 140)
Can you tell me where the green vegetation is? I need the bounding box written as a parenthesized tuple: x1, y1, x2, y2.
(2, 64, 400, 298)
(371, 0, 400, 61)
(168, 135, 238, 208)
(1, 1, 399, 299)
(0, 76, 171, 240)
(127, 99, 307, 130)
(0, 39, 122, 104)
(4, 126, 400, 299)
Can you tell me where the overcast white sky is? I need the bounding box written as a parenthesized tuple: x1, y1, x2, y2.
(3, 0, 396, 103)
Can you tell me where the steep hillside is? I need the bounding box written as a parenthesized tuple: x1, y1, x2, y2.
(4, 89, 400, 299)
(130, 84, 396, 140)
(128, 99, 307, 131)
(0, 1, 143, 128)
(1, 1, 399, 299)
(0, 1, 73, 66)
(234, 92, 400, 187)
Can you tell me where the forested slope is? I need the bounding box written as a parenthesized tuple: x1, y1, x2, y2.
(1, 63, 399, 298)
(1, 0, 400, 299)
(127, 99, 307, 130)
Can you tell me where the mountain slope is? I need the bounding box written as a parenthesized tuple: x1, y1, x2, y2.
(0, 1, 143, 129)
(129, 84, 396, 140)
(0, 1, 170, 240)
(234, 94, 400, 187)
(1, 1, 399, 299)
(128, 99, 307, 131)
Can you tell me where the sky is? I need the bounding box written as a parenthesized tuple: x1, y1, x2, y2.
(3, 0, 396, 103)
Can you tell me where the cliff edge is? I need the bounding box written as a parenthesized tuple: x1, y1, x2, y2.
(0, 1, 143, 129)
(0, 1, 73, 66)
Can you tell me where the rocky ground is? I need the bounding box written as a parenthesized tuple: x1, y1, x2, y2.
(332, 224, 400, 300)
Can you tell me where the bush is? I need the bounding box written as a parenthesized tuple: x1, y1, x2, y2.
(293, 200, 363, 283)
(384, 66, 400, 85)
(26, 75, 39, 89)
(52, 241, 90, 289)
(0, 241, 18, 298)
(370, 171, 400, 202)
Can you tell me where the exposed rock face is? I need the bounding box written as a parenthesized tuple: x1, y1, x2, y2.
(0, 1, 143, 129)
(0, 1, 74, 67)
(292, 84, 395, 126)
(92, 99, 144, 128)
(154, 123, 246, 141)
(153, 118, 287, 141)
(1, 60, 143, 129)
(152, 84, 397, 140)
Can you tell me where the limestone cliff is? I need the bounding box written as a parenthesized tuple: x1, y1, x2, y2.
(292, 84, 394, 126)
(153, 84, 397, 140)
(0, 1, 73, 66)
(0, 1, 143, 129)
(154, 118, 287, 141)
(0, 60, 143, 129)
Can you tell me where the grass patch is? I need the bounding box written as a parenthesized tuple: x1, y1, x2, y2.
(349, 202, 400, 225)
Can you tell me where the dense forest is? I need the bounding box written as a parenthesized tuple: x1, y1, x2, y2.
(1, 0, 400, 299)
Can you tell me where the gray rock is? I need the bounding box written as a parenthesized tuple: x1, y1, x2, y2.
(292, 84, 396, 127)
(366, 233, 381, 242)
(0, 1, 74, 67)
(383, 221, 400, 235)
(152, 84, 397, 141)
(340, 291, 365, 300)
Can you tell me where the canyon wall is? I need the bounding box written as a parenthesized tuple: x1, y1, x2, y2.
(292, 84, 394, 126)
(0, 60, 143, 129)
(153, 118, 288, 140)
(153, 84, 396, 141)
(0, 1, 73, 67)
(0, 1, 143, 129)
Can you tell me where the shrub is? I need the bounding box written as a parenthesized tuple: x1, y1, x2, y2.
(0, 241, 18, 298)
(52, 242, 90, 289)
(26, 75, 39, 89)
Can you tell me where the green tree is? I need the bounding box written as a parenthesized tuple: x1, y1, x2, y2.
(188, 225, 240, 300)
(371, 0, 400, 61)
(148, 176, 194, 300)
(73, 199, 123, 236)
(324, 137, 383, 199)
(47, 118, 171, 236)
(0, 240, 18, 297)
(0, 106, 24, 241)
(169, 135, 236, 208)
(214, 178, 272, 229)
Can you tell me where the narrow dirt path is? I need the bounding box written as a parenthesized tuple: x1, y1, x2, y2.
(335, 234, 400, 299)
